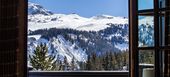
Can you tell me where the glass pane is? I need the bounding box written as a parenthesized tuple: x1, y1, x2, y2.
(159, 0, 165, 8)
(138, 50, 155, 77)
(138, 16, 154, 47)
(163, 50, 170, 77)
(159, 16, 165, 46)
(169, 13, 170, 26)
(139, 50, 154, 64)
(160, 50, 165, 77)
(169, 14, 170, 27)
(168, 13, 170, 46)
(160, 12, 170, 47)
(138, 0, 153, 10)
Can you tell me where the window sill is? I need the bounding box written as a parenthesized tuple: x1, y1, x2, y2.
(29, 71, 129, 77)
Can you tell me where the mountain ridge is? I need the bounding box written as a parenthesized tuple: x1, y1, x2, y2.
(28, 2, 154, 70)
(28, 2, 128, 32)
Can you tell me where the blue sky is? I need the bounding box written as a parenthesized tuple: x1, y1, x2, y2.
(29, 0, 128, 17)
(138, 0, 153, 10)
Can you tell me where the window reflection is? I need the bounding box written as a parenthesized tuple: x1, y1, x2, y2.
(159, 16, 165, 46)
(159, 0, 165, 8)
(139, 50, 154, 64)
(138, 16, 154, 47)
(169, 15, 170, 43)
(138, 50, 154, 77)
(138, 0, 153, 10)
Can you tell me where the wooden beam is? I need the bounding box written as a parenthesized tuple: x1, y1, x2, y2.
(129, 0, 139, 77)
(17, 0, 27, 77)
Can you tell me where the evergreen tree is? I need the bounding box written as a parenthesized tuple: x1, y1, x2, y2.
(86, 55, 92, 70)
(95, 55, 103, 70)
(122, 50, 129, 69)
(63, 56, 69, 70)
(113, 52, 121, 70)
(91, 52, 97, 70)
(139, 50, 154, 64)
(102, 52, 109, 70)
(79, 62, 86, 70)
(71, 57, 76, 70)
(55, 55, 62, 70)
(29, 43, 57, 71)
(108, 51, 114, 70)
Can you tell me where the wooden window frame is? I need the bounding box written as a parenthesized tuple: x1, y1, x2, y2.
(129, 0, 170, 77)
(25, 0, 129, 77)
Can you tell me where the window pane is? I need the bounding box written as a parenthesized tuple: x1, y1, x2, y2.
(138, 0, 153, 10)
(169, 16, 170, 27)
(168, 13, 170, 46)
(159, 16, 165, 46)
(160, 12, 170, 46)
(159, 0, 165, 8)
(139, 50, 154, 64)
(138, 50, 155, 77)
(138, 16, 154, 47)
(160, 50, 165, 77)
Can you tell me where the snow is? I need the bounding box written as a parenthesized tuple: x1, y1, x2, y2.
(28, 34, 87, 66)
(28, 35, 41, 40)
(115, 43, 128, 51)
(28, 3, 128, 32)
(139, 17, 153, 26)
(28, 2, 128, 37)
(28, 2, 52, 15)
(27, 2, 130, 69)
(139, 63, 154, 66)
(51, 35, 87, 62)
(28, 14, 128, 31)
(27, 61, 32, 68)
(138, 17, 154, 47)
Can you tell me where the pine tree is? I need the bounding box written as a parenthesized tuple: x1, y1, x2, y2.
(113, 52, 121, 70)
(86, 55, 92, 70)
(102, 52, 109, 70)
(63, 56, 69, 70)
(91, 52, 97, 70)
(29, 43, 57, 71)
(122, 50, 129, 68)
(79, 62, 86, 70)
(71, 57, 76, 70)
(108, 51, 114, 70)
(56, 55, 62, 70)
(95, 55, 103, 70)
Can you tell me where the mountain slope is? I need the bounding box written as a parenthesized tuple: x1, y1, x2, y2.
(27, 2, 130, 69)
(28, 2, 128, 31)
(138, 17, 154, 47)
(27, 2, 155, 70)
(28, 2, 53, 15)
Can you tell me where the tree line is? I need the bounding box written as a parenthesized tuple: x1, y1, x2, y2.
(29, 43, 154, 71)
(29, 43, 129, 71)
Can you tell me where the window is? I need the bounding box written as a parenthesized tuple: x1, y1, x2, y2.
(130, 0, 170, 77)
(27, 0, 129, 73)
(2, 0, 170, 77)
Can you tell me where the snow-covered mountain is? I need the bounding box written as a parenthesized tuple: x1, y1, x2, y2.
(27, 2, 155, 70)
(138, 17, 154, 47)
(28, 2, 128, 31)
(27, 2, 130, 69)
(28, 35, 87, 62)
(28, 34, 87, 70)
(28, 2, 53, 15)
(28, 14, 128, 31)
